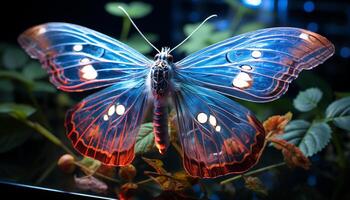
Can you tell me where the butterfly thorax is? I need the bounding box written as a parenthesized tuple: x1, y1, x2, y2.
(150, 47, 174, 154)
(150, 47, 173, 99)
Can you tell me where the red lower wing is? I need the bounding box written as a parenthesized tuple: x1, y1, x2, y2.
(65, 80, 148, 166)
(173, 84, 265, 178)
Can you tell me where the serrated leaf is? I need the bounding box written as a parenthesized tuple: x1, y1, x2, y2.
(325, 97, 350, 131)
(105, 2, 152, 18)
(282, 120, 332, 156)
(293, 88, 323, 112)
(0, 103, 36, 119)
(22, 61, 46, 80)
(135, 123, 154, 154)
(2, 46, 28, 69)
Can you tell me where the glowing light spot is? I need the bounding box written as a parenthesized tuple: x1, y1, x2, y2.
(251, 50, 262, 59)
(80, 58, 90, 64)
(242, 0, 262, 7)
(103, 115, 109, 121)
(116, 104, 125, 115)
(299, 33, 310, 41)
(304, 1, 315, 13)
(108, 105, 115, 116)
(232, 72, 253, 89)
(73, 44, 83, 51)
(215, 126, 221, 132)
(80, 65, 98, 80)
(209, 115, 217, 126)
(197, 113, 208, 124)
(240, 65, 253, 71)
(37, 27, 46, 35)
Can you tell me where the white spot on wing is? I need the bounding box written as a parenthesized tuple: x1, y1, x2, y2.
(209, 115, 217, 126)
(215, 125, 221, 132)
(73, 44, 83, 51)
(108, 105, 115, 116)
(299, 33, 309, 40)
(251, 50, 262, 59)
(240, 65, 253, 71)
(80, 58, 90, 64)
(37, 27, 46, 35)
(197, 113, 208, 123)
(80, 65, 98, 80)
(116, 104, 125, 115)
(103, 115, 109, 121)
(232, 72, 253, 89)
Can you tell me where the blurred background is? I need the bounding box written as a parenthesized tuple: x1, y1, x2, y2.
(0, 0, 349, 199)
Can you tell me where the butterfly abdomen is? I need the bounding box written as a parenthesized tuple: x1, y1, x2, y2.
(153, 100, 169, 154)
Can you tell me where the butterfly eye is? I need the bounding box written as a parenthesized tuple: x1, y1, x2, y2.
(167, 55, 173, 62)
(154, 54, 159, 60)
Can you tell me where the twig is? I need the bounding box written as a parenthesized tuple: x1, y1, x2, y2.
(220, 162, 286, 185)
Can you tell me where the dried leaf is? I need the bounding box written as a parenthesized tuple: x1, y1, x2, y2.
(142, 157, 167, 174)
(145, 171, 197, 191)
(97, 165, 116, 178)
(79, 157, 101, 175)
(263, 112, 292, 138)
(119, 164, 137, 181)
(244, 176, 268, 196)
(270, 138, 311, 169)
(74, 175, 108, 193)
(118, 183, 138, 200)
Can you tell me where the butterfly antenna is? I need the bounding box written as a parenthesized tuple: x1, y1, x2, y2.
(118, 6, 160, 53)
(169, 14, 217, 53)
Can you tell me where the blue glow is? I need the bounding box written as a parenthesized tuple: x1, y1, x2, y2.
(307, 175, 317, 187)
(242, 0, 262, 7)
(307, 22, 319, 32)
(304, 1, 315, 13)
(340, 47, 350, 58)
(215, 20, 230, 31)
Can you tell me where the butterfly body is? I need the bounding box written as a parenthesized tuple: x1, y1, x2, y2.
(18, 22, 334, 178)
(150, 47, 175, 153)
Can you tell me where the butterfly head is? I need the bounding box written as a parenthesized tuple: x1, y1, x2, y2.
(154, 47, 173, 65)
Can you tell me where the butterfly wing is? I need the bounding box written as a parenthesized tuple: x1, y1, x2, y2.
(173, 83, 265, 178)
(66, 80, 149, 165)
(18, 22, 151, 92)
(175, 27, 334, 102)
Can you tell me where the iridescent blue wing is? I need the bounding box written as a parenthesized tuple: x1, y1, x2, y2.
(175, 27, 334, 102)
(173, 84, 265, 178)
(18, 23, 151, 92)
(66, 80, 149, 165)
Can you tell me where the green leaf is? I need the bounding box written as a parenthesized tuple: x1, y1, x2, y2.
(2, 46, 28, 69)
(0, 80, 14, 92)
(32, 81, 56, 93)
(0, 103, 36, 119)
(135, 122, 154, 154)
(22, 61, 46, 80)
(293, 88, 323, 112)
(236, 22, 265, 35)
(105, 2, 152, 18)
(125, 33, 158, 54)
(282, 120, 332, 156)
(0, 70, 34, 87)
(0, 117, 32, 153)
(325, 97, 350, 131)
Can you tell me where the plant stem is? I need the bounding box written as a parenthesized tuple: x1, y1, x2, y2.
(19, 118, 76, 157)
(121, 17, 131, 41)
(220, 162, 286, 185)
(74, 162, 120, 184)
(36, 160, 57, 184)
(136, 178, 153, 185)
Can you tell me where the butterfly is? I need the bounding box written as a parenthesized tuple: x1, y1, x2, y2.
(18, 17, 334, 178)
